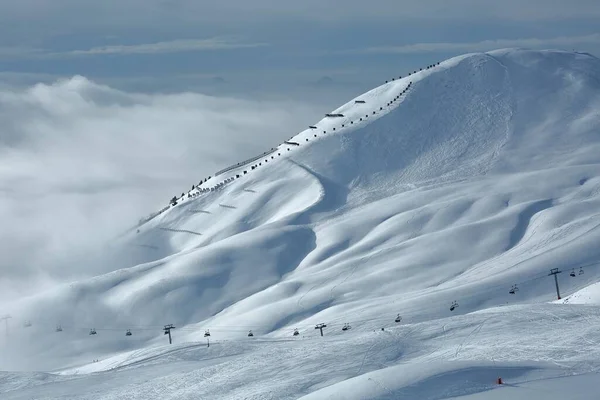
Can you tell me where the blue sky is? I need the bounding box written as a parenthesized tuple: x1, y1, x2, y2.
(1, 0, 599, 97)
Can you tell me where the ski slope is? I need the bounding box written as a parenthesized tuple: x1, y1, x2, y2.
(2, 48, 600, 399)
(560, 281, 600, 304)
(2, 304, 600, 399)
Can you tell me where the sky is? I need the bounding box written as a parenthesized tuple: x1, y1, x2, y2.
(1, 0, 599, 95)
(0, 0, 599, 303)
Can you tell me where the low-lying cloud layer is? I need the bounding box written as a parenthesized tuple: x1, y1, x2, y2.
(0, 76, 323, 303)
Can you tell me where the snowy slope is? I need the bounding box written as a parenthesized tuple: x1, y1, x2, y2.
(2, 304, 600, 399)
(560, 281, 600, 304)
(2, 48, 600, 399)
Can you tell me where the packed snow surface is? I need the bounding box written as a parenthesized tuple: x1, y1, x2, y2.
(560, 281, 600, 304)
(2, 48, 600, 399)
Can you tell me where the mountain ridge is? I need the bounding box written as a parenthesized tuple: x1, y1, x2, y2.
(3, 50, 600, 386)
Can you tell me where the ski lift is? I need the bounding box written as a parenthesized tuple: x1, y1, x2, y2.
(23, 320, 32, 328)
(450, 301, 459, 311)
(579, 267, 584, 275)
(126, 329, 132, 336)
(56, 325, 62, 332)
(342, 323, 351, 331)
(293, 328, 299, 336)
(509, 284, 519, 294)
(570, 268, 576, 277)
(248, 330, 254, 337)
(395, 314, 402, 323)
(204, 329, 211, 337)
(89, 328, 97, 335)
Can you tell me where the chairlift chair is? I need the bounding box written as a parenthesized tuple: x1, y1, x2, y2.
(293, 328, 299, 336)
(248, 330, 254, 337)
(395, 314, 402, 323)
(342, 323, 351, 331)
(89, 328, 97, 335)
(570, 268, 576, 277)
(450, 301, 459, 311)
(126, 329, 132, 336)
(579, 268, 584, 275)
(204, 330, 211, 337)
(23, 320, 32, 328)
(56, 325, 62, 332)
(509, 284, 519, 294)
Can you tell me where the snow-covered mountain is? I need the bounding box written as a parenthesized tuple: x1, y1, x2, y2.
(2, 48, 600, 399)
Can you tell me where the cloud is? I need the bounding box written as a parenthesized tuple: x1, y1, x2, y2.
(0, 47, 46, 58)
(0, 37, 268, 60)
(66, 37, 268, 56)
(0, 75, 324, 303)
(342, 33, 600, 55)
